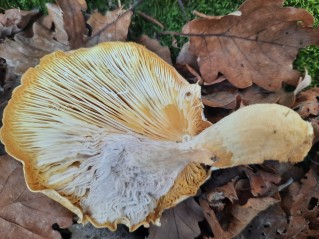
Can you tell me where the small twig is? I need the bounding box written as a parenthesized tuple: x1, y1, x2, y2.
(138, 12, 164, 29)
(278, 177, 294, 191)
(177, 0, 188, 22)
(86, 0, 143, 42)
(193, 10, 223, 20)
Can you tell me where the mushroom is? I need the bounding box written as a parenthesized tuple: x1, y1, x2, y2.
(0, 42, 313, 231)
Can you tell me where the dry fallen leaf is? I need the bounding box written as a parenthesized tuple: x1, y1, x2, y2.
(200, 197, 279, 239)
(0, 9, 38, 39)
(0, 155, 73, 239)
(57, 0, 87, 49)
(46, 3, 69, 45)
(235, 204, 288, 239)
(0, 10, 69, 75)
(137, 34, 172, 65)
(87, 8, 133, 46)
(183, 0, 319, 91)
(293, 87, 319, 118)
(147, 198, 204, 239)
(243, 166, 281, 197)
(281, 167, 319, 238)
(201, 81, 240, 109)
(205, 179, 238, 211)
(201, 82, 297, 110)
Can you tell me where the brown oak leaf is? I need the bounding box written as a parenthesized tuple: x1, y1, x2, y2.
(243, 166, 281, 197)
(200, 197, 279, 239)
(281, 167, 319, 238)
(201, 82, 296, 109)
(56, 0, 88, 49)
(46, 3, 69, 45)
(86, 8, 133, 46)
(235, 204, 288, 239)
(0, 155, 73, 239)
(205, 179, 238, 211)
(182, 0, 319, 91)
(147, 198, 204, 239)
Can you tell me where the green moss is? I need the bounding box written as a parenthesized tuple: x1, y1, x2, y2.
(0, 0, 318, 85)
(284, 0, 319, 85)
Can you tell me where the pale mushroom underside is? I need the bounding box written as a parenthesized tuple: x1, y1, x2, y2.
(1, 42, 211, 231)
(2, 42, 314, 232)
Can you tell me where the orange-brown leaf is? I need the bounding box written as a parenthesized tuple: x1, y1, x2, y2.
(183, 0, 319, 91)
(0, 155, 73, 239)
(56, 0, 87, 49)
(243, 167, 281, 197)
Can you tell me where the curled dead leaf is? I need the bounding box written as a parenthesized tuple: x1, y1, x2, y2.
(243, 166, 281, 197)
(0, 155, 73, 239)
(293, 87, 319, 119)
(201, 82, 297, 110)
(0, 9, 38, 39)
(282, 168, 319, 238)
(200, 197, 279, 239)
(0, 20, 69, 75)
(206, 179, 238, 209)
(46, 3, 69, 45)
(57, 0, 88, 49)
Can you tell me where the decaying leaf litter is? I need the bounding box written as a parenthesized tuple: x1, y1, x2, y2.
(0, 0, 318, 238)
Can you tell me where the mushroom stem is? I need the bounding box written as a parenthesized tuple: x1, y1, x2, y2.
(188, 104, 314, 168)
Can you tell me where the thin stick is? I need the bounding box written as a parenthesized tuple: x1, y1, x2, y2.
(193, 10, 222, 20)
(177, 0, 188, 22)
(138, 12, 164, 29)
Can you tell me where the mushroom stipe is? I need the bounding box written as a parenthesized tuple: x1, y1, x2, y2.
(0, 42, 314, 231)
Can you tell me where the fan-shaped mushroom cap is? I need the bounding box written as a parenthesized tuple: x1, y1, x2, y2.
(0, 42, 211, 231)
(0, 42, 314, 231)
